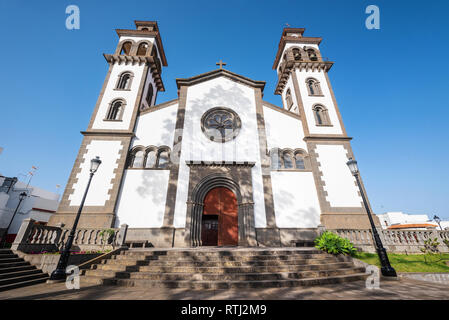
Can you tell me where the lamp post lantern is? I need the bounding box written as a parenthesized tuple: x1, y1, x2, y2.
(346, 158, 397, 277)
(0, 191, 27, 247)
(433, 215, 442, 231)
(50, 156, 102, 281)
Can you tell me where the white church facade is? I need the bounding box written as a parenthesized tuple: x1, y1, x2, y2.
(49, 21, 379, 247)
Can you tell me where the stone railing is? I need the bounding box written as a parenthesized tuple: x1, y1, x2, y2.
(11, 218, 128, 253)
(331, 229, 449, 253)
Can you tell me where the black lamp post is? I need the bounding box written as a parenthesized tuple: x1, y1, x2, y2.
(346, 158, 397, 277)
(0, 191, 27, 248)
(433, 215, 442, 231)
(50, 156, 102, 281)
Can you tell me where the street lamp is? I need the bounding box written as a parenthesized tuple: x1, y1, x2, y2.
(346, 158, 397, 277)
(50, 156, 102, 280)
(433, 215, 442, 231)
(0, 191, 27, 247)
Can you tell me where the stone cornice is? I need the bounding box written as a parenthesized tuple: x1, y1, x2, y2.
(81, 130, 135, 137)
(303, 135, 352, 142)
(176, 69, 266, 92)
(103, 54, 165, 92)
(274, 61, 333, 95)
(186, 160, 255, 167)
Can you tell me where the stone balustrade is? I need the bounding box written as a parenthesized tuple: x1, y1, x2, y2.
(331, 229, 449, 253)
(11, 218, 128, 253)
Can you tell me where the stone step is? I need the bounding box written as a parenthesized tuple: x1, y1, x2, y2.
(0, 265, 36, 275)
(0, 254, 18, 260)
(115, 253, 331, 262)
(90, 264, 140, 272)
(83, 273, 367, 289)
(83, 267, 364, 281)
(99, 259, 153, 267)
(0, 257, 23, 264)
(0, 276, 49, 292)
(0, 261, 30, 269)
(0, 268, 42, 280)
(0, 272, 48, 287)
(111, 257, 340, 268)
(123, 249, 323, 257)
(135, 261, 355, 274)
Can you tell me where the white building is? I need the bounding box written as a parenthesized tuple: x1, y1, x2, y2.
(0, 176, 60, 243)
(50, 21, 380, 247)
(376, 211, 448, 230)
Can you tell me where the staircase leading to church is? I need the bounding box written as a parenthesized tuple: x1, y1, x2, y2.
(81, 247, 367, 289)
(0, 249, 49, 292)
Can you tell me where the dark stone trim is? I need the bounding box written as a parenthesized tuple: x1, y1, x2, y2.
(262, 100, 302, 120)
(254, 88, 277, 231)
(139, 98, 178, 116)
(176, 69, 265, 91)
(51, 135, 132, 228)
(304, 135, 352, 141)
(87, 64, 114, 130)
(291, 71, 310, 136)
(187, 161, 255, 167)
(324, 72, 348, 136)
(81, 130, 135, 137)
(161, 86, 188, 227)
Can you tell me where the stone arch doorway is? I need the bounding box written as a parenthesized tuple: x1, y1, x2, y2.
(201, 187, 238, 246)
(184, 170, 257, 247)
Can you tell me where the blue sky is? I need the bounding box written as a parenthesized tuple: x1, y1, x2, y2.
(0, 0, 448, 219)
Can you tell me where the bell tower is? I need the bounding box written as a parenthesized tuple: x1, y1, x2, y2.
(50, 21, 167, 228)
(272, 27, 380, 229)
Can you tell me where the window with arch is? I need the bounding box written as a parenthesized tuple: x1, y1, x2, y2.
(106, 99, 125, 121)
(145, 149, 157, 168)
(312, 105, 332, 126)
(120, 42, 132, 55)
(131, 149, 145, 168)
(116, 72, 133, 90)
(292, 48, 302, 61)
(270, 148, 311, 171)
(157, 149, 170, 169)
(145, 84, 154, 106)
(127, 146, 171, 169)
(306, 48, 318, 61)
(283, 151, 294, 169)
(306, 78, 322, 96)
(137, 42, 149, 56)
(285, 88, 293, 110)
(294, 152, 306, 170)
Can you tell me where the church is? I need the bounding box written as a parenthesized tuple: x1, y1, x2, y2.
(49, 21, 377, 247)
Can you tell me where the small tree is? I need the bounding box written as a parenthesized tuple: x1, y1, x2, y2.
(420, 238, 443, 264)
(99, 229, 115, 251)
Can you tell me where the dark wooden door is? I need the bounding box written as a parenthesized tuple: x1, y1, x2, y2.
(202, 187, 238, 246)
(201, 215, 218, 246)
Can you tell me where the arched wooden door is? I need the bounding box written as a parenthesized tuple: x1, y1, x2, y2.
(202, 187, 238, 246)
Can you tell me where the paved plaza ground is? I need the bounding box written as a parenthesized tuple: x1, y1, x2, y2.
(0, 277, 448, 300)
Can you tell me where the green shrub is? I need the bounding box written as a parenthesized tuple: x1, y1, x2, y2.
(314, 231, 357, 256)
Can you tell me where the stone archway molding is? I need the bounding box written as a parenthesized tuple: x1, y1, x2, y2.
(185, 172, 257, 247)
